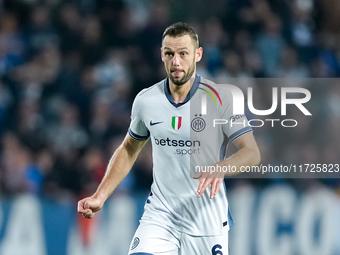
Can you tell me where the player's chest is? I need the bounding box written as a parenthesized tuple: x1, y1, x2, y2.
(142, 103, 190, 139)
(142, 102, 220, 140)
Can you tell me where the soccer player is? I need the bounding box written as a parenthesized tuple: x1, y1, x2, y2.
(78, 22, 260, 255)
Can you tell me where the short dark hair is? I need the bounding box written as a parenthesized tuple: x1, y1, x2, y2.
(162, 22, 199, 48)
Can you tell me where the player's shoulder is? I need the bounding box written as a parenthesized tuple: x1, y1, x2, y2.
(136, 79, 165, 99)
(199, 76, 234, 99)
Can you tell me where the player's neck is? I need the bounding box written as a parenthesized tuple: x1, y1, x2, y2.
(169, 74, 196, 104)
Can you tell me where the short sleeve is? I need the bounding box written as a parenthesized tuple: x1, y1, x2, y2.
(128, 94, 150, 140)
(220, 88, 253, 143)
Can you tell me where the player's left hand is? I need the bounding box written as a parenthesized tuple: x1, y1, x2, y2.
(193, 168, 225, 199)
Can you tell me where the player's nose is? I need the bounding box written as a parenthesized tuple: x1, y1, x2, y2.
(172, 53, 180, 66)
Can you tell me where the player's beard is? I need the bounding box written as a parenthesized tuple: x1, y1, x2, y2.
(169, 59, 196, 86)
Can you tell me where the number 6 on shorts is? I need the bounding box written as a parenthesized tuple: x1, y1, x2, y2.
(212, 244, 223, 255)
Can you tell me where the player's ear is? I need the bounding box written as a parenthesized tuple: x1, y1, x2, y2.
(196, 47, 203, 62)
(161, 47, 165, 63)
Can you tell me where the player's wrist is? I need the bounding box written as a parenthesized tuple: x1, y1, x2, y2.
(91, 191, 107, 204)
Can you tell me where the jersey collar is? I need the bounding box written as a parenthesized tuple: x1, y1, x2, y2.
(164, 74, 201, 108)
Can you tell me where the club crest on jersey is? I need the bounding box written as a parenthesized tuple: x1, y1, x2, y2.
(172, 116, 182, 130)
(191, 114, 206, 132)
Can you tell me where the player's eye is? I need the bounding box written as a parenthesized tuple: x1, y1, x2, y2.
(165, 52, 174, 56)
(180, 52, 188, 56)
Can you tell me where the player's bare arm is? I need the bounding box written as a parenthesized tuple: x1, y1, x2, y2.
(77, 133, 148, 219)
(194, 132, 260, 199)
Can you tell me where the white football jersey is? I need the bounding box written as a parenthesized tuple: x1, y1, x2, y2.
(129, 75, 252, 236)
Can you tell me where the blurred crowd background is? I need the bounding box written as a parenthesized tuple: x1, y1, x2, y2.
(0, 0, 340, 202)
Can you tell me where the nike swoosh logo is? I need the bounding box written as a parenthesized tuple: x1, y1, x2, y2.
(150, 121, 163, 126)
